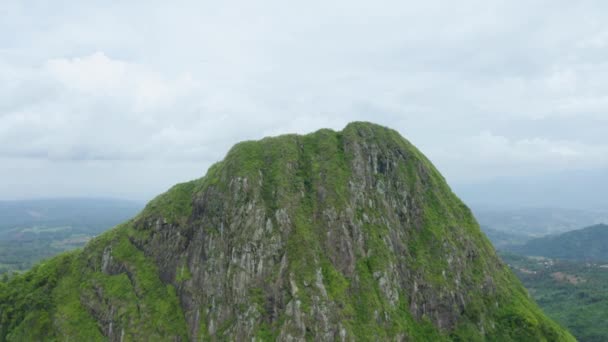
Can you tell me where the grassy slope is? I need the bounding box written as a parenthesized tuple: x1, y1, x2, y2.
(0, 223, 189, 341)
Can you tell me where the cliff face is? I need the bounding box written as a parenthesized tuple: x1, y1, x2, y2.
(0, 122, 574, 341)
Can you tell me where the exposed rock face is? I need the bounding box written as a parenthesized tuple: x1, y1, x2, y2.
(0, 122, 574, 341)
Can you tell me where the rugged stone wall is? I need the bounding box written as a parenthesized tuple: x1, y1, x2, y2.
(121, 123, 559, 340)
(0, 122, 575, 341)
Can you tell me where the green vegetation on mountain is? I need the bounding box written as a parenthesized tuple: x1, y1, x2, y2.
(512, 224, 608, 261)
(503, 252, 608, 342)
(0, 122, 573, 341)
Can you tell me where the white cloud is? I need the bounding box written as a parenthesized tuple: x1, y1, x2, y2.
(45, 52, 197, 112)
(578, 30, 608, 49)
(46, 52, 128, 93)
(472, 131, 608, 165)
(0, 0, 607, 200)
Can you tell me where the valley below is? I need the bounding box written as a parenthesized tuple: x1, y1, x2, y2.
(479, 214, 608, 342)
(0, 199, 142, 275)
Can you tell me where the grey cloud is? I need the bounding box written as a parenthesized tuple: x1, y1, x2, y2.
(0, 0, 607, 203)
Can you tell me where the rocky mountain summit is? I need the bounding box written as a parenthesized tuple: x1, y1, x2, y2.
(0, 122, 573, 341)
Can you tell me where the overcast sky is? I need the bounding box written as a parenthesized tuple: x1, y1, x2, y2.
(1, 1, 607, 205)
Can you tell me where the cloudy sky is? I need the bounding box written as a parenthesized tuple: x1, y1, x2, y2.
(1, 1, 607, 208)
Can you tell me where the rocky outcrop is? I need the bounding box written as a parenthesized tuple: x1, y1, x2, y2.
(0, 122, 575, 341)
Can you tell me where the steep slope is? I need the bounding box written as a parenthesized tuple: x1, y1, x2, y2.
(0, 122, 574, 341)
(512, 224, 608, 261)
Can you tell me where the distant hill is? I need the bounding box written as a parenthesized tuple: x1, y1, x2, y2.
(481, 226, 530, 250)
(454, 168, 608, 211)
(511, 224, 608, 261)
(473, 207, 608, 237)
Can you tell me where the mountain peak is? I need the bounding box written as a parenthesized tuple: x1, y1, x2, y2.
(0, 123, 574, 341)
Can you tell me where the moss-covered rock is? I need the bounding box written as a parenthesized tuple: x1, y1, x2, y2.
(0, 122, 574, 341)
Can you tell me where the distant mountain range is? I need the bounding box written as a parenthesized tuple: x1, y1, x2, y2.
(0, 198, 143, 235)
(509, 224, 608, 261)
(454, 168, 608, 211)
(480, 226, 530, 249)
(473, 207, 608, 237)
